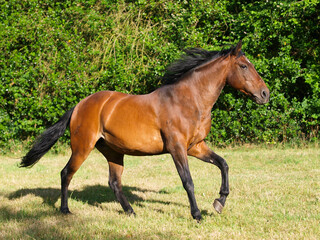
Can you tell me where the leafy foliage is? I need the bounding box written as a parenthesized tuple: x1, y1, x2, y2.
(1, 0, 319, 148)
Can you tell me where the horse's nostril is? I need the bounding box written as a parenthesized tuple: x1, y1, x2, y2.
(261, 90, 268, 99)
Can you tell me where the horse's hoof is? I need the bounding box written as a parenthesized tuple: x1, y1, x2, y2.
(192, 213, 202, 222)
(213, 199, 223, 214)
(127, 211, 136, 217)
(125, 208, 136, 216)
(60, 207, 72, 214)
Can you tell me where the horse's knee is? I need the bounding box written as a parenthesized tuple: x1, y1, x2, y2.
(182, 179, 194, 192)
(222, 161, 229, 172)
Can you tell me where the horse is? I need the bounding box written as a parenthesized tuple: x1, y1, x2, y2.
(20, 41, 269, 221)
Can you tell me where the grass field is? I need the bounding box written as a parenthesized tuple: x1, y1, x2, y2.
(0, 145, 319, 239)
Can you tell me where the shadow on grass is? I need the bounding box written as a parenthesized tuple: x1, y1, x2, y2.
(7, 184, 188, 212)
(1, 185, 215, 239)
(4, 184, 217, 222)
(0, 204, 182, 240)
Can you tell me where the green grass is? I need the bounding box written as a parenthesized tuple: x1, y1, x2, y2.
(0, 146, 319, 239)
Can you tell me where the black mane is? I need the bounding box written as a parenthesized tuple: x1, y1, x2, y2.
(162, 46, 244, 85)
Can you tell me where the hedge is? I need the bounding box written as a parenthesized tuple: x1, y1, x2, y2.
(1, 0, 319, 149)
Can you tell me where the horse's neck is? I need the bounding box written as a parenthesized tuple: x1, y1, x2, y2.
(155, 57, 229, 116)
(179, 57, 229, 112)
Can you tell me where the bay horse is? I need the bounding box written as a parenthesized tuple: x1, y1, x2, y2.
(21, 41, 269, 221)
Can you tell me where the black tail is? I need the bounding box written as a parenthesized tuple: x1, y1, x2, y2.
(20, 107, 75, 168)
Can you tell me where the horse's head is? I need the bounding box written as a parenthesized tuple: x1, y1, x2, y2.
(226, 41, 269, 105)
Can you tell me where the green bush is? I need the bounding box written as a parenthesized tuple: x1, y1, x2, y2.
(0, 0, 319, 149)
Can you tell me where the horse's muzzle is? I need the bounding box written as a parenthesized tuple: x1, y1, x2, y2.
(254, 88, 270, 105)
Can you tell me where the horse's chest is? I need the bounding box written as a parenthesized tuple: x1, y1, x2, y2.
(189, 115, 211, 144)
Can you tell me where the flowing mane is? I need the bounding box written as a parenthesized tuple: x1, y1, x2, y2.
(162, 46, 245, 85)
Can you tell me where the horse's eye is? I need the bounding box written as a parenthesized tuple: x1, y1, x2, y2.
(240, 64, 247, 69)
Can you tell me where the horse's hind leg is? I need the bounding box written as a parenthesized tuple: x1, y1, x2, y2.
(60, 135, 96, 214)
(60, 150, 93, 213)
(95, 140, 135, 215)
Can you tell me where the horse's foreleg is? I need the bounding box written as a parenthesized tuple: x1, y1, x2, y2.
(167, 141, 202, 221)
(188, 141, 229, 214)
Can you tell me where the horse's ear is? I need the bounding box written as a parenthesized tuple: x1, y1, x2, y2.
(232, 40, 242, 56)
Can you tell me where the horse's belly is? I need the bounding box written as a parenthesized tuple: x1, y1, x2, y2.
(102, 127, 164, 155)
